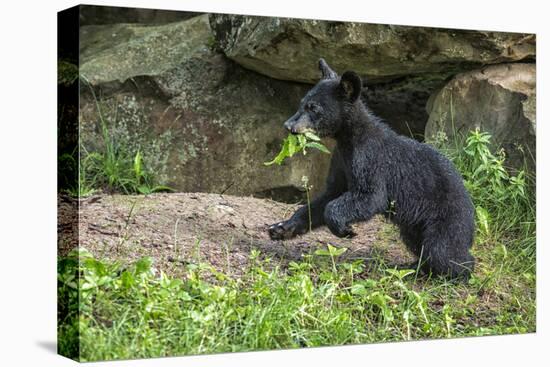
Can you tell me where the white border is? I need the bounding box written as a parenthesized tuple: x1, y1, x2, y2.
(1, 0, 546, 366)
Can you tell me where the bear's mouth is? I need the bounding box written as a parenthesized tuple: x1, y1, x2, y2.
(290, 127, 317, 135)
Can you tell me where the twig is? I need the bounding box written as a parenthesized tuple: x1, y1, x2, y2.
(88, 223, 118, 236)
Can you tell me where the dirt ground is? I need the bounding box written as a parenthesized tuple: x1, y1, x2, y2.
(58, 193, 413, 278)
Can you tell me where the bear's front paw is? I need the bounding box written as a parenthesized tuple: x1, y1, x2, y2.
(268, 220, 302, 240)
(324, 201, 356, 238)
(329, 224, 357, 238)
(325, 217, 356, 238)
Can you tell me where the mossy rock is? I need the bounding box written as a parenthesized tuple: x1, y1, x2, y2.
(78, 15, 331, 200)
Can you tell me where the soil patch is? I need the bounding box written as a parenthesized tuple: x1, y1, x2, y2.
(58, 193, 414, 278)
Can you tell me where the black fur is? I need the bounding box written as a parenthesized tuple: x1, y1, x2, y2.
(269, 59, 475, 280)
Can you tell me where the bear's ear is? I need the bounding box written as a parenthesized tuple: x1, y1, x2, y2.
(318, 58, 338, 80)
(339, 71, 362, 102)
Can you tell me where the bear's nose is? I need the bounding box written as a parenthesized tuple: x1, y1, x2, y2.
(283, 119, 295, 133)
(286, 124, 299, 134)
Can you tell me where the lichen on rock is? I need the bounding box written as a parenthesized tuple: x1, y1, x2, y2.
(78, 14, 332, 199)
(425, 63, 536, 170)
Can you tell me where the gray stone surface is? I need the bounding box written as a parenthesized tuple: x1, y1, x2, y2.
(425, 63, 536, 170)
(79, 4, 200, 26)
(79, 15, 332, 199)
(211, 14, 535, 83)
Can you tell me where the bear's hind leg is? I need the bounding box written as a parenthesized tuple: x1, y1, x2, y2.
(399, 225, 424, 257)
(420, 228, 475, 281)
(394, 225, 425, 271)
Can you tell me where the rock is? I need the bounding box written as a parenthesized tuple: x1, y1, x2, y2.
(79, 15, 331, 200)
(79, 15, 215, 86)
(210, 14, 534, 138)
(362, 74, 448, 138)
(210, 14, 535, 84)
(425, 63, 536, 170)
(79, 4, 200, 26)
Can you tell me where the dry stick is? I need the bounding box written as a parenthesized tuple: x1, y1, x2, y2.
(194, 236, 203, 279)
(224, 236, 234, 276)
(414, 245, 425, 282)
(174, 217, 181, 261)
(117, 199, 138, 253)
(88, 223, 118, 237)
(220, 181, 235, 196)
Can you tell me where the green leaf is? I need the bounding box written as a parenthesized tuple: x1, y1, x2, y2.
(297, 134, 307, 148)
(121, 270, 134, 289)
(305, 142, 331, 154)
(84, 258, 107, 276)
(476, 206, 490, 235)
(137, 185, 152, 195)
(151, 185, 174, 193)
(495, 244, 508, 259)
(264, 132, 330, 166)
(287, 134, 299, 156)
(134, 150, 143, 180)
(351, 284, 367, 296)
(304, 132, 321, 141)
(264, 138, 291, 166)
(315, 244, 347, 257)
(314, 248, 330, 257)
(328, 244, 347, 257)
(386, 268, 416, 279)
(134, 257, 153, 275)
(178, 290, 192, 301)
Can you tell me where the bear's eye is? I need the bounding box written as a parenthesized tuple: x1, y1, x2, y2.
(306, 102, 321, 114)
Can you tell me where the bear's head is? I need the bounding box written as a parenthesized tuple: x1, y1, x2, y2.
(283, 58, 362, 138)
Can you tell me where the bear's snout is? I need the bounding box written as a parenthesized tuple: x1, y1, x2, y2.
(283, 113, 313, 134)
(283, 118, 296, 133)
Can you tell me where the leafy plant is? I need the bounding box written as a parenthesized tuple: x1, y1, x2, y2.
(314, 243, 347, 257)
(132, 150, 172, 195)
(315, 244, 347, 273)
(264, 132, 330, 166)
(428, 128, 535, 303)
(58, 242, 534, 362)
(431, 128, 534, 251)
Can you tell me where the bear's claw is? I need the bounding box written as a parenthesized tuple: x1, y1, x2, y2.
(268, 221, 297, 240)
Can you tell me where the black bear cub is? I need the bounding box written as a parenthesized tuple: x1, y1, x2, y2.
(269, 59, 475, 280)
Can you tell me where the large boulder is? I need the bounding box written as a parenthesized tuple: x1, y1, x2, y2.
(79, 15, 214, 85)
(210, 14, 535, 84)
(79, 4, 199, 26)
(210, 14, 534, 137)
(79, 15, 332, 200)
(425, 63, 536, 170)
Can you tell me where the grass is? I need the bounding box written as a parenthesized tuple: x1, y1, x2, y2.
(58, 130, 535, 362)
(59, 78, 172, 197)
